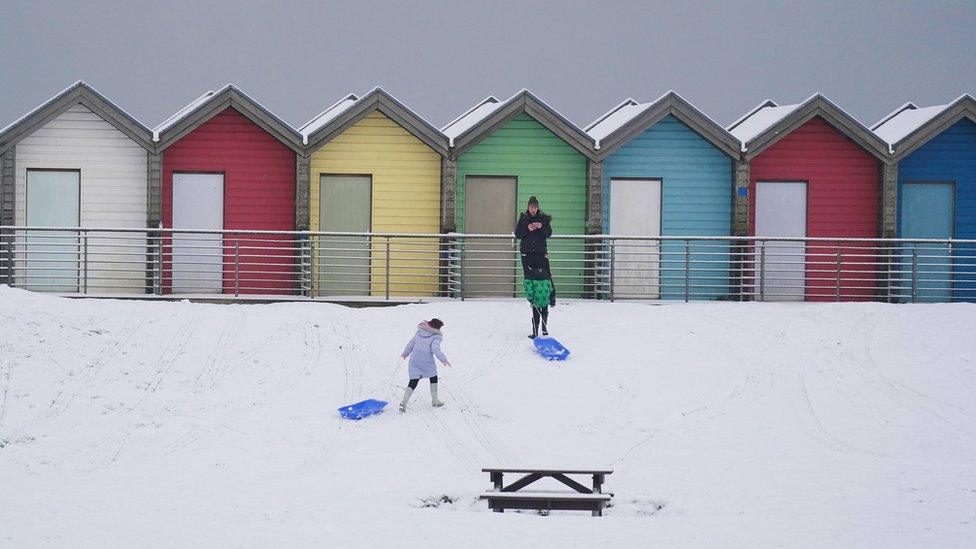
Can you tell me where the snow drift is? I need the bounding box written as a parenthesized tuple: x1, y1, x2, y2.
(0, 286, 974, 547)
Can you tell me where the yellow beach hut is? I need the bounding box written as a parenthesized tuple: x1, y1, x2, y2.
(300, 88, 450, 297)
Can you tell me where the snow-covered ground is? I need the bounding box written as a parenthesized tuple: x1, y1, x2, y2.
(1, 286, 974, 548)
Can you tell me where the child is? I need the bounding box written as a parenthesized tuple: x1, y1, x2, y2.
(399, 318, 451, 413)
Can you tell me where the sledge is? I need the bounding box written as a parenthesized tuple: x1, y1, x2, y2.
(338, 399, 388, 420)
(533, 336, 570, 361)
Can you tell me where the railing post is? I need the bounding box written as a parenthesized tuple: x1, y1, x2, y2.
(82, 230, 89, 294)
(155, 227, 164, 296)
(303, 235, 313, 298)
(234, 238, 240, 297)
(385, 237, 391, 301)
(459, 237, 466, 301)
(608, 239, 615, 302)
(911, 244, 918, 304)
(759, 240, 766, 302)
(835, 244, 841, 302)
(684, 239, 691, 303)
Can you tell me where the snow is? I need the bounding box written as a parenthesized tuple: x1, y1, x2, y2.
(873, 104, 949, 146)
(299, 93, 359, 144)
(1, 285, 975, 547)
(442, 96, 502, 145)
(152, 88, 221, 141)
(727, 102, 800, 146)
(585, 99, 650, 146)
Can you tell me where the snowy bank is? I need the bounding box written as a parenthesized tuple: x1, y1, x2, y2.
(0, 286, 974, 547)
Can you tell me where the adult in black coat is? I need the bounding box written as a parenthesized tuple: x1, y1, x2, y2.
(515, 196, 556, 338)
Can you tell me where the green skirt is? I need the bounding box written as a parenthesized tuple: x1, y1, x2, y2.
(523, 278, 553, 308)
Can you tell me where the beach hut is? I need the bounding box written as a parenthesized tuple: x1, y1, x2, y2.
(300, 88, 449, 297)
(873, 94, 976, 301)
(443, 90, 597, 297)
(0, 81, 154, 293)
(154, 85, 304, 295)
(586, 91, 740, 300)
(728, 94, 891, 301)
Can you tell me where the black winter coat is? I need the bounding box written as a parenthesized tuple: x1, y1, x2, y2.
(514, 211, 552, 254)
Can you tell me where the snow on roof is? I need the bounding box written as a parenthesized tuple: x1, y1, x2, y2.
(0, 80, 150, 138)
(585, 99, 651, 146)
(0, 80, 84, 135)
(872, 103, 949, 145)
(441, 96, 502, 145)
(299, 93, 359, 144)
(870, 102, 917, 131)
(152, 87, 223, 140)
(727, 102, 801, 147)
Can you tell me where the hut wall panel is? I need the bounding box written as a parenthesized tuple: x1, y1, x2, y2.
(748, 116, 881, 301)
(898, 118, 976, 300)
(14, 104, 148, 293)
(309, 111, 441, 296)
(161, 107, 296, 295)
(601, 115, 733, 299)
(455, 113, 588, 296)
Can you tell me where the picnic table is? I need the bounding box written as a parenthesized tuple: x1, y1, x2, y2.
(480, 467, 613, 516)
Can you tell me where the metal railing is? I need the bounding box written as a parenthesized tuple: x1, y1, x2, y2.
(2, 226, 975, 303)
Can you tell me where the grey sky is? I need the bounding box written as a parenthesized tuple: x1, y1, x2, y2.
(1, 0, 974, 132)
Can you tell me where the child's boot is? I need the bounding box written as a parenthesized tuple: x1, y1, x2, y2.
(399, 387, 414, 413)
(431, 383, 445, 407)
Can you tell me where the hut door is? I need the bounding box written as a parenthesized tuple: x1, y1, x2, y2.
(318, 175, 371, 296)
(464, 177, 517, 297)
(902, 182, 955, 301)
(609, 179, 661, 298)
(172, 173, 224, 294)
(755, 182, 806, 301)
(26, 170, 80, 292)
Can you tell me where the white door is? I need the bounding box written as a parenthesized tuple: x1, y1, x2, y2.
(172, 173, 224, 294)
(610, 179, 661, 298)
(755, 182, 807, 301)
(26, 170, 80, 292)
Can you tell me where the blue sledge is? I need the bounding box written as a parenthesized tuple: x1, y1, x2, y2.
(338, 399, 388, 420)
(533, 336, 570, 361)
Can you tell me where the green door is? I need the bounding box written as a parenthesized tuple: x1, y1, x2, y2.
(318, 175, 371, 295)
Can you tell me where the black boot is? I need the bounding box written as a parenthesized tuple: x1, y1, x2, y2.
(541, 307, 549, 336)
(530, 308, 540, 339)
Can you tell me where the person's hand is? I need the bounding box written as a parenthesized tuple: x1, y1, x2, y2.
(444, 362, 453, 368)
(527, 223, 537, 231)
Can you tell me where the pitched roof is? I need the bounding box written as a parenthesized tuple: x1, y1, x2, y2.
(726, 93, 890, 161)
(301, 87, 449, 157)
(298, 93, 358, 143)
(871, 95, 976, 158)
(727, 101, 800, 146)
(444, 89, 596, 160)
(585, 91, 740, 159)
(153, 84, 304, 153)
(0, 80, 153, 153)
(441, 96, 503, 144)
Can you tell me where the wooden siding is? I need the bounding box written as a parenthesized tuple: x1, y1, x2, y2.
(161, 107, 296, 295)
(14, 104, 148, 293)
(748, 116, 881, 301)
(601, 115, 733, 300)
(455, 113, 588, 296)
(309, 111, 442, 296)
(898, 118, 976, 301)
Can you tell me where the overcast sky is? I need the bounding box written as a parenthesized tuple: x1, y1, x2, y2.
(1, 0, 974, 131)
